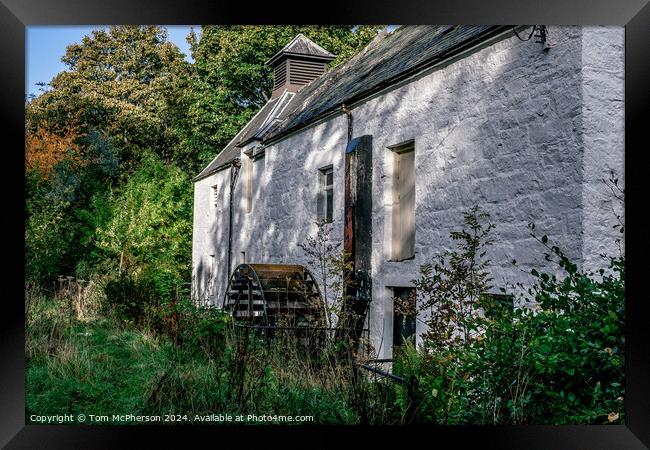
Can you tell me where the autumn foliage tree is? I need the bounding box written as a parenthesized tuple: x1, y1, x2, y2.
(26, 26, 190, 172)
(25, 126, 83, 178)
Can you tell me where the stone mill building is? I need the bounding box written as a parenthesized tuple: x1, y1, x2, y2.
(191, 26, 624, 359)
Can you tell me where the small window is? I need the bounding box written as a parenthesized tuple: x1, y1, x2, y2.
(478, 292, 514, 320)
(391, 142, 415, 261)
(211, 184, 218, 207)
(245, 156, 253, 214)
(317, 165, 333, 222)
(392, 287, 416, 350)
(208, 254, 215, 275)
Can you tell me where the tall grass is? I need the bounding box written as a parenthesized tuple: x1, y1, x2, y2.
(25, 285, 392, 424)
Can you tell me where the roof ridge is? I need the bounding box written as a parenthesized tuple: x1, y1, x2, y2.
(265, 25, 499, 143)
(266, 32, 335, 66)
(291, 33, 335, 57)
(196, 25, 505, 179)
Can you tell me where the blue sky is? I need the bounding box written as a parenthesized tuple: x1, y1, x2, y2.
(26, 25, 398, 99)
(26, 25, 195, 98)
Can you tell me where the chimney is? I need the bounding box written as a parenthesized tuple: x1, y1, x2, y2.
(266, 33, 336, 99)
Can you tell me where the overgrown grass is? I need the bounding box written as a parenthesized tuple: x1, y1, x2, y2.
(25, 286, 375, 425)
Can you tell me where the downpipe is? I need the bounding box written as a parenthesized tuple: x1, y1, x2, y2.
(224, 158, 241, 307)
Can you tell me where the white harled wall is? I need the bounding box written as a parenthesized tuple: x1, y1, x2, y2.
(191, 26, 625, 359)
(580, 26, 625, 271)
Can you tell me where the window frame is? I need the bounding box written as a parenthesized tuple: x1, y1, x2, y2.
(211, 184, 218, 209)
(318, 165, 334, 222)
(391, 286, 417, 350)
(245, 148, 266, 214)
(245, 154, 253, 214)
(389, 140, 416, 262)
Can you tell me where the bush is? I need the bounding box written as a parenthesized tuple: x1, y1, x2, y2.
(103, 273, 159, 323)
(396, 206, 625, 425)
(93, 153, 192, 279)
(25, 189, 77, 284)
(517, 242, 625, 424)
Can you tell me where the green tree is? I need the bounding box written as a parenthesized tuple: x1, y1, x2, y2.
(94, 153, 192, 279)
(25, 129, 120, 284)
(414, 206, 495, 350)
(25, 177, 76, 284)
(26, 26, 191, 171)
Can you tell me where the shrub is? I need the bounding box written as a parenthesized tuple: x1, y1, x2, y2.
(93, 153, 192, 278)
(515, 236, 625, 424)
(398, 206, 625, 425)
(414, 206, 494, 352)
(103, 273, 158, 323)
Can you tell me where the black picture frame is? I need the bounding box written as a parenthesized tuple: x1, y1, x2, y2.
(2, 0, 648, 447)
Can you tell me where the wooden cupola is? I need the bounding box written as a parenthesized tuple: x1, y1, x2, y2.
(266, 33, 336, 99)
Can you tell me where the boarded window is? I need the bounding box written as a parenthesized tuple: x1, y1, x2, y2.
(391, 143, 415, 261)
(208, 254, 215, 277)
(392, 287, 416, 349)
(246, 156, 253, 213)
(317, 165, 333, 222)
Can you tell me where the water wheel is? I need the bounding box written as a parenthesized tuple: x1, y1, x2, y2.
(222, 264, 325, 330)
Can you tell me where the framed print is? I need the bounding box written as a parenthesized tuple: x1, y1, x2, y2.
(2, 0, 649, 447)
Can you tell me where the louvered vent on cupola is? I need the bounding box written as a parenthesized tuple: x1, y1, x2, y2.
(266, 33, 336, 99)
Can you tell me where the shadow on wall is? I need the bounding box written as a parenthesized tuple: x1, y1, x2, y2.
(193, 258, 206, 302)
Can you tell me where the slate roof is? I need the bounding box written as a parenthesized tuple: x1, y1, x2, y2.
(266, 33, 336, 66)
(195, 92, 294, 178)
(195, 25, 508, 181)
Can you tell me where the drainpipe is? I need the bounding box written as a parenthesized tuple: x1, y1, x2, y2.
(341, 104, 353, 143)
(224, 158, 241, 307)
